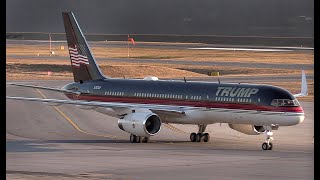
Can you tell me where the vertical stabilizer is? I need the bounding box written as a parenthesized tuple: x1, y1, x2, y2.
(62, 12, 106, 83)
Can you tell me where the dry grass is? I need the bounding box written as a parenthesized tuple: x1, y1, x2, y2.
(6, 57, 314, 79)
(96, 47, 313, 65)
(100, 65, 206, 78)
(262, 81, 314, 101)
(6, 42, 314, 101)
(6, 42, 314, 77)
(6, 63, 207, 80)
(7, 43, 314, 64)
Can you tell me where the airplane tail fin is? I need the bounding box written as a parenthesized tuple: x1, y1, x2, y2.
(293, 70, 308, 98)
(62, 12, 107, 83)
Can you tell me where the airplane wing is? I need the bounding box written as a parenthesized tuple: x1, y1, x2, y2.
(293, 70, 308, 98)
(6, 96, 198, 115)
(6, 83, 190, 117)
(7, 83, 82, 95)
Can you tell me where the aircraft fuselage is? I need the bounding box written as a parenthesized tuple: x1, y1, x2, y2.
(62, 78, 304, 126)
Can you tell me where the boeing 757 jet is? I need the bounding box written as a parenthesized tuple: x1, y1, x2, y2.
(7, 12, 308, 150)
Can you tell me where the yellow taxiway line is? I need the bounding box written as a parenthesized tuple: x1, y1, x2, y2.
(163, 123, 187, 134)
(35, 89, 117, 139)
(35, 88, 186, 137)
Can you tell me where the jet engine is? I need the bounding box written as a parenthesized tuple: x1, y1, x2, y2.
(228, 124, 265, 135)
(118, 112, 162, 137)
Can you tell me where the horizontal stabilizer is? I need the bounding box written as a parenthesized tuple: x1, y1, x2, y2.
(7, 83, 81, 95)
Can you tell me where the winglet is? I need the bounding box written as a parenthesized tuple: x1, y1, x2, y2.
(293, 70, 308, 98)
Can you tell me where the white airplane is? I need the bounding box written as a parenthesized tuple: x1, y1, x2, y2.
(6, 12, 308, 150)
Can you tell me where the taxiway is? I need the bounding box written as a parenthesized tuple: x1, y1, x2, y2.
(6, 79, 314, 180)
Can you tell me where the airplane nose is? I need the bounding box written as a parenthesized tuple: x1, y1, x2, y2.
(297, 115, 305, 124)
(291, 107, 304, 124)
(292, 115, 304, 125)
(297, 107, 305, 124)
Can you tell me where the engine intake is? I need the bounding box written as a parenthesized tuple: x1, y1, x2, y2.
(118, 112, 161, 137)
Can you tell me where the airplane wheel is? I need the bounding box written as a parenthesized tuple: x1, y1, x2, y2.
(200, 134, 205, 142)
(135, 136, 142, 143)
(130, 134, 136, 143)
(142, 137, 150, 143)
(196, 133, 202, 142)
(268, 143, 273, 150)
(203, 133, 210, 142)
(190, 133, 197, 142)
(262, 143, 269, 150)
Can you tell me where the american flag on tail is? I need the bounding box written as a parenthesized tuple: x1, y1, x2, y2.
(69, 44, 89, 67)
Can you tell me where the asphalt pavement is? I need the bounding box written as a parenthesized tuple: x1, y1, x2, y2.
(6, 80, 314, 180)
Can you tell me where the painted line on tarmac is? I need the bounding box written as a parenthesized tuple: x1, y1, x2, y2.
(35, 89, 117, 139)
(163, 123, 187, 134)
(188, 47, 293, 52)
(35, 89, 187, 137)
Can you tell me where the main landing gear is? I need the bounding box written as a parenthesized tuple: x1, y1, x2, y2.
(130, 134, 150, 143)
(261, 128, 274, 150)
(190, 124, 210, 142)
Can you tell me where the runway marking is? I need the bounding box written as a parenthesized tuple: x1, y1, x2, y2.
(163, 123, 187, 134)
(35, 89, 117, 139)
(188, 47, 293, 52)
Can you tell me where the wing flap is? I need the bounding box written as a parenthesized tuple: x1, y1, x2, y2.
(151, 109, 186, 119)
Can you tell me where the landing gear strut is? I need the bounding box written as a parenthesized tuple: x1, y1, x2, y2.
(190, 124, 210, 143)
(130, 134, 150, 143)
(262, 127, 274, 150)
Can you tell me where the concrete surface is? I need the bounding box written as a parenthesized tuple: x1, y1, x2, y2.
(6, 80, 314, 180)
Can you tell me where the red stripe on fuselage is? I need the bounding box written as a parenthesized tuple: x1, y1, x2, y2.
(65, 94, 304, 113)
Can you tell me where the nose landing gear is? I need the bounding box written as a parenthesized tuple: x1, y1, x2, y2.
(190, 124, 210, 142)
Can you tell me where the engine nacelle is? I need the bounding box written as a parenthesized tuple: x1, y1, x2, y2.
(228, 124, 265, 135)
(118, 112, 162, 137)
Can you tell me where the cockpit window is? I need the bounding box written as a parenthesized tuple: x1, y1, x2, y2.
(271, 99, 300, 107)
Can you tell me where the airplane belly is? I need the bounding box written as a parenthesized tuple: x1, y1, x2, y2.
(164, 108, 304, 126)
